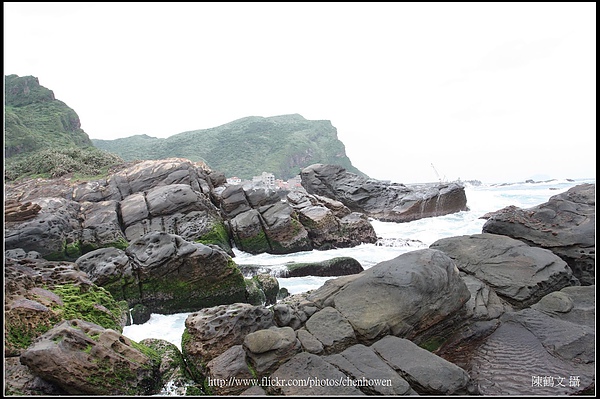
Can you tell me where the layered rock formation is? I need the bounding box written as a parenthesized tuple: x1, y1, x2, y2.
(5, 154, 594, 396)
(430, 233, 576, 308)
(179, 249, 478, 395)
(301, 163, 469, 222)
(5, 159, 380, 259)
(482, 183, 595, 285)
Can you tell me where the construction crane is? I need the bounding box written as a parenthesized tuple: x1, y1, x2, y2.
(431, 163, 446, 183)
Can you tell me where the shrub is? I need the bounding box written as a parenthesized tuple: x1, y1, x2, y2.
(5, 146, 124, 181)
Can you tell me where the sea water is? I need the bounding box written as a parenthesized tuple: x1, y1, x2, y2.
(122, 178, 594, 350)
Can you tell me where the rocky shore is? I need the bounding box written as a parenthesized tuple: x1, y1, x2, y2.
(4, 159, 595, 395)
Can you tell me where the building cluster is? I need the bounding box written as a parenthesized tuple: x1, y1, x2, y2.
(226, 172, 303, 190)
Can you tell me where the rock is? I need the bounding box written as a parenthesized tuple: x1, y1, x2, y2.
(4, 356, 67, 395)
(91, 158, 214, 201)
(467, 310, 595, 395)
(461, 274, 513, 320)
(531, 285, 594, 327)
(6, 158, 231, 261)
(4, 248, 42, 259)
(4, 258, 127, 357)
(253, 273, 279, 305)
(305, 274, 360, 309)
(121, 184, 232, 255)
(140, 338, 195, 396)
(130, 303, 151, 325)
(205, 345, 255, 395)
(20, 319, 162, 395)
(239, 257, 364, 279)
(287, 189, 378, 249)
(219, 185, 253, 218)
(295, 328, 324, 354)
(4, 197, 81, 260)
(259, 202, 313, 254)
(505, 308, 595, 363)
(436, 285, 595, 396)
(244, 274, 281, 306)
(266, 352, 365, 395)
(482, 183, 595, 285)
(75, 247, 132, 287)
(371, 335, 472, 395)
(241, 385, 267, 395)
(4, 200, 41, 222)
(244, 326, 302, 377)
(282, 257, 364, 278)
(324, 343, 415, 395)
(431, 233, 576, 308)
(78, 200, 128, 253)
(304, 307, 357, 354)
(125, 232, 246, 313)
(300, 163, 468, 222)
(229, 209, 271, 254)
(307, 249, 470, 343)
(182, 303, 274, 375)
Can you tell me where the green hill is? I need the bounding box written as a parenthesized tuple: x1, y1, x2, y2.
(93, 114, 366, 180)
(4, 74, 94, 157)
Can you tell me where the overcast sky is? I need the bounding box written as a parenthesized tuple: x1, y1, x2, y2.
(4, 2, 596, 184)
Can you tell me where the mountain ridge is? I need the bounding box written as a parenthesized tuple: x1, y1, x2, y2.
(4, 74, 366, 180)
(93, 113, 366, 180)
(4, 74, 94, 157)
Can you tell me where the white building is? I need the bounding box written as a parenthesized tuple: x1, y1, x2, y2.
(252, 172, 275, 188)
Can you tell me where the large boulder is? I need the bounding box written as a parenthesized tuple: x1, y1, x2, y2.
(73, 158, 216, 202)
(4, 197, 81, 260)
(284, 257, 364, 278)
(371, 335, 472, 395)
(79, 200, 128, 253)
(482, 183, 595, 285)
(324, 343, 415, 395)
(431, 233, 576, 308)
(20, 319, 162, 395)
(219, 185, 280, 218)
(124, 231, 247, 313)
(287, 189, 377, 249)
(204, 345, 255, 395)
(304, 307, 357, 354)
(259, 202, 313, 254)
(307, 248, 471, 343)
(228, 203, 312, 255)
(182, 303, 274, 377)
(300, 163, 468, 222)
(75, 247, 134, 298)
(460, 274, 513, 320)
(121, 184, 232, 255)
(4, 257, 127, 357)
(4, 159, 232, 261)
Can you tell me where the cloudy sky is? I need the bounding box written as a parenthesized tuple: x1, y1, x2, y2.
(4, 2, 596, 184)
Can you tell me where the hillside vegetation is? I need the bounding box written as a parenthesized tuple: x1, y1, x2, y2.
(93, 114, 366, 180)
(4, 74, 93, 157)
(4, 74, 365, 181)
(4, 75, 126, 181)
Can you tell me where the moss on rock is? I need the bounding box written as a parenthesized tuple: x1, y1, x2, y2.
(236, 229, 270, 254)
(139, 259, 247, 314)
(195, 222, 232, 255)
(50, 284, 126, 333)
